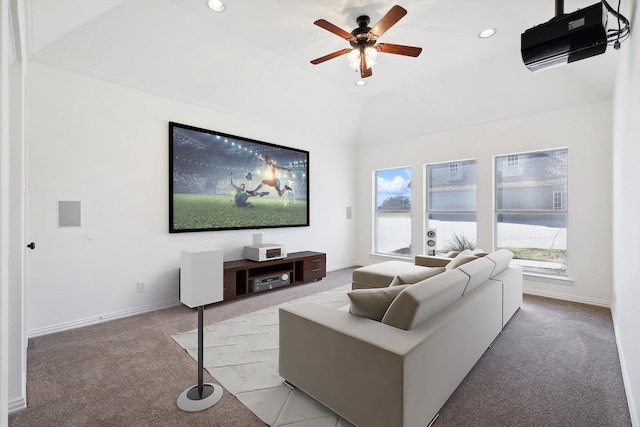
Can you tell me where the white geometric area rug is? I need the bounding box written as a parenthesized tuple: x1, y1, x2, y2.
(172, 284, 356, 427)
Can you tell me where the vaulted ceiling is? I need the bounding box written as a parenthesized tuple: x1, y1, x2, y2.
(27, 0, 620, 147)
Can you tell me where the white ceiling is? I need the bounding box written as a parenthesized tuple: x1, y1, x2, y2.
(27, 0, 620, 147)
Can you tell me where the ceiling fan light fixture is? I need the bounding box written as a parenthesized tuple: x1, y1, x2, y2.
(347, 47, 378, 71)
(207, 0, 225, 12)
(355, 80, 367, 87)
(364, 47, 378, 68)
(347, 49, 361, 69)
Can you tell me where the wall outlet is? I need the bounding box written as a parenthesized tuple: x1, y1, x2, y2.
(137, 281, 147, 292)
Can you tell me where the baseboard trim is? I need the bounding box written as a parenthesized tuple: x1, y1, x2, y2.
(27, 300, 181, 338)
(611, 306, 639, 427)
(26, 266, 353, 339)
(326, 262, 356, 272)
(9, 396, 27, 414)
(523, 288, 610, 308)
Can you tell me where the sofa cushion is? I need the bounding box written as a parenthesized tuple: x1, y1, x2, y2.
(472, 249, 488, 257)
(389, 267, 446, 286)
(486, 249, 514, 277)
(381, 269, 469, 330)
(457, 257, 496, 296)
(352, 261, 431, 289)
(445, 250, 478, 270)
(348, 285, 411, 321)
(414, 255, 452, 268)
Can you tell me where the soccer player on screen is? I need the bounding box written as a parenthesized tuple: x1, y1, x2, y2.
(252, 155, 292, 197)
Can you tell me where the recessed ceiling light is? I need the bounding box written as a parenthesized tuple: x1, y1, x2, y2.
(479, 28, 496, 39)
(355, 80, 367, 87)
(207, 0, 225, 12)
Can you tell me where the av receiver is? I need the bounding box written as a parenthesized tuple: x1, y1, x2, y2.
(244, 243, 287, 262)
(249, 272, 291, 293)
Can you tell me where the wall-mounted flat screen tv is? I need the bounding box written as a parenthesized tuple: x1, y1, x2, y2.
(169, 122, 309, 233)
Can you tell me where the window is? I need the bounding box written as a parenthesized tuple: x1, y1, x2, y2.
(507, 155, 519, 167)
(553, 191, 563, 210)
(495, 148, 568, 275)
(426, 160, 477, 254)
(374, 167, 412, 257)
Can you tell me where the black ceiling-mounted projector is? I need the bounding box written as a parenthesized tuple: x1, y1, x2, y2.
(521, 2, 608, 72)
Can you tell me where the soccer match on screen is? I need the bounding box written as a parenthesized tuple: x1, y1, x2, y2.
(170, 123, 309, 232)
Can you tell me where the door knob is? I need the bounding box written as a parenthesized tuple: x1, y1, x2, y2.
(27, 242, 35, 250)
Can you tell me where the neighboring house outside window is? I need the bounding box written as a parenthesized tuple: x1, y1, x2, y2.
(374, 167, 412, 257)
(426, 159, 477, 254)
(495, 148, 568, 276)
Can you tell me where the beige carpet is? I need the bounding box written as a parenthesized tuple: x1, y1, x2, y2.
(172, 284, 355, 427)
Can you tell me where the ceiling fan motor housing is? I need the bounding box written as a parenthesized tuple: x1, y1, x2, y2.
(351, 15, 376, 49)
(354, 15, 370, 32)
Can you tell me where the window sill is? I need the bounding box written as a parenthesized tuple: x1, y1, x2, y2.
(370, 255, 575, 284)
(369, 252, 413, 262)
(523, 272, 574, 286)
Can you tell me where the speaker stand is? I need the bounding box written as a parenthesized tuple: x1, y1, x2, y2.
(177, 305, 223, 412)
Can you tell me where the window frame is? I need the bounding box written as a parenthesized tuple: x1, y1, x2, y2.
(425, 159, 478, 255)
(373, 166, 412, 258)
(494, 147, 569, 277)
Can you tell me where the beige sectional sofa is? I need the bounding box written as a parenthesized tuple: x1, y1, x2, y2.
(278, 249, 522, 427)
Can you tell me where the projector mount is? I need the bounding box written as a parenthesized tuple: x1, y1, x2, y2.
(552, 0, 629, 49)
(521, 0, 630, 71)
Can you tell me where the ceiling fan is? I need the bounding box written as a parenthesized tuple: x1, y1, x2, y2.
(311, 5, 422, 79)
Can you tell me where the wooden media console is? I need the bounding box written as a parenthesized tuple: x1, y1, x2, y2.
(222, 251, 326, 301)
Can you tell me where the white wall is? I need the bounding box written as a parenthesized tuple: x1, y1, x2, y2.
(7, 58, 25, 414)
(1, 0, 11, 422)
(612, 0, 639, 424)
(3, 0, 28, 418)
(24, 61, 357, 335)
(356, 101, 613, 306)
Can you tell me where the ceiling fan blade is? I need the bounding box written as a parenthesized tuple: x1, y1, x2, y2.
(314, 19, 355, 40)
(377, 43, 422, 57)
(310, 49, 351, 65)
(360, 56, 373, 78)
(370, 5, 407, 38)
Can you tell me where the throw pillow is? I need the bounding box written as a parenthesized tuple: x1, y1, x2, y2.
(381, 269, 469, 330)
(348, 285, 411, 321)
(445, 250, 478, 270)
(389, 267, 446, 286)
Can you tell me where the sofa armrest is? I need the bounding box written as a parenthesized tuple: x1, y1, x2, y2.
(279, 301, 430, 427)
(414, 255, 451, 268)
(490, 266, 523, 327)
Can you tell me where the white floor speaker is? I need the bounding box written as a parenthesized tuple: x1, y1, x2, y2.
(178, 248, 225, 412)
(180, 249, 224, 308)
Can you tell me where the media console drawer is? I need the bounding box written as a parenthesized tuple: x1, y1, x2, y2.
(222, 251, 326, 301)
(302, 254, 326, 282)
